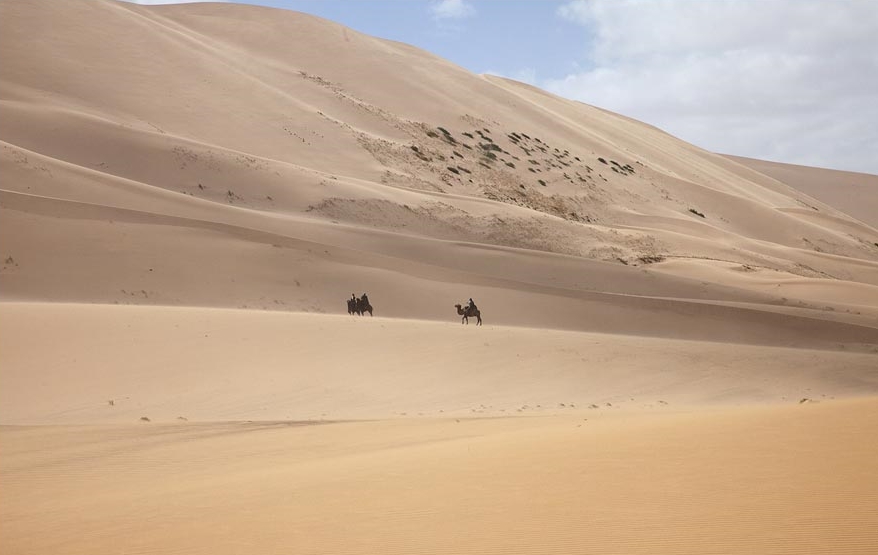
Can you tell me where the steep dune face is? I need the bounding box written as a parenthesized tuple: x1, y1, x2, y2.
(2, 0, 877, 345)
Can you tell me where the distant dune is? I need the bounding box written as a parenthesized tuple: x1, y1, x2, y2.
(2, 1, 877, 554)
(725, 154, 878, 229)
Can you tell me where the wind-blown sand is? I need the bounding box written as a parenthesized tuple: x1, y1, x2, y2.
(2, 0, 878, 553)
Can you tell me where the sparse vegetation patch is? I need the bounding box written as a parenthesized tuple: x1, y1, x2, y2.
(434, 127, 457, 145)
(609, 160, 635, 175)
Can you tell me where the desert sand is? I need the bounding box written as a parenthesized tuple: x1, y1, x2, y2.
(2, 1, 878, 553)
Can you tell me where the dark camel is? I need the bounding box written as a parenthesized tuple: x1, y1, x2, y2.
(357, 296, 373, 316)
(347, 295, 373, 316)
(454, 304, 482, 325)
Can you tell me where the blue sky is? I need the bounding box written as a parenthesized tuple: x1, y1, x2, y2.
(236, 0, 588, 81)
(131, 1, 878, 174)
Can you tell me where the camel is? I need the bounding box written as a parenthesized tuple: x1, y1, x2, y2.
(347, 295, 373, 316)
(454, 304, 482, 326)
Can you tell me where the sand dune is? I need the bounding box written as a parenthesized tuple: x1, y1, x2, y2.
(2, 0, 878, 553)
(726, 155, 878, 229)
(3, 1, 878, 330)
(3, 303, 877, 426)
(3, 303, 878, 553)
(3, 398, 878, 555)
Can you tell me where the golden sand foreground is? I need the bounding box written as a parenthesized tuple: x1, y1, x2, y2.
(3, 394, 878, 554)
(2, 0, 878, 553)
(3, 304, 878, 554)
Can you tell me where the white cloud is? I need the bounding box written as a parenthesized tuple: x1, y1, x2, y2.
(430, 0, 476, 20)
(550, 0, 878, 173)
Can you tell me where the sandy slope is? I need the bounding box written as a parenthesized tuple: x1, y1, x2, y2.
(3, 303, 877, 426)
(3, 399, 878, 555)
(726, 155, 878, 229)
(2, 303, 878, 554)
(3, 1, 878, 553)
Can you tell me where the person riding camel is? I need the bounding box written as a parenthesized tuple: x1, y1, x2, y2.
(467, 298, 477, 312)
(361, 293, 370, 306)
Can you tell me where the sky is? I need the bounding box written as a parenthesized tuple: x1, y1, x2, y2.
(129, 0, 878, 174)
